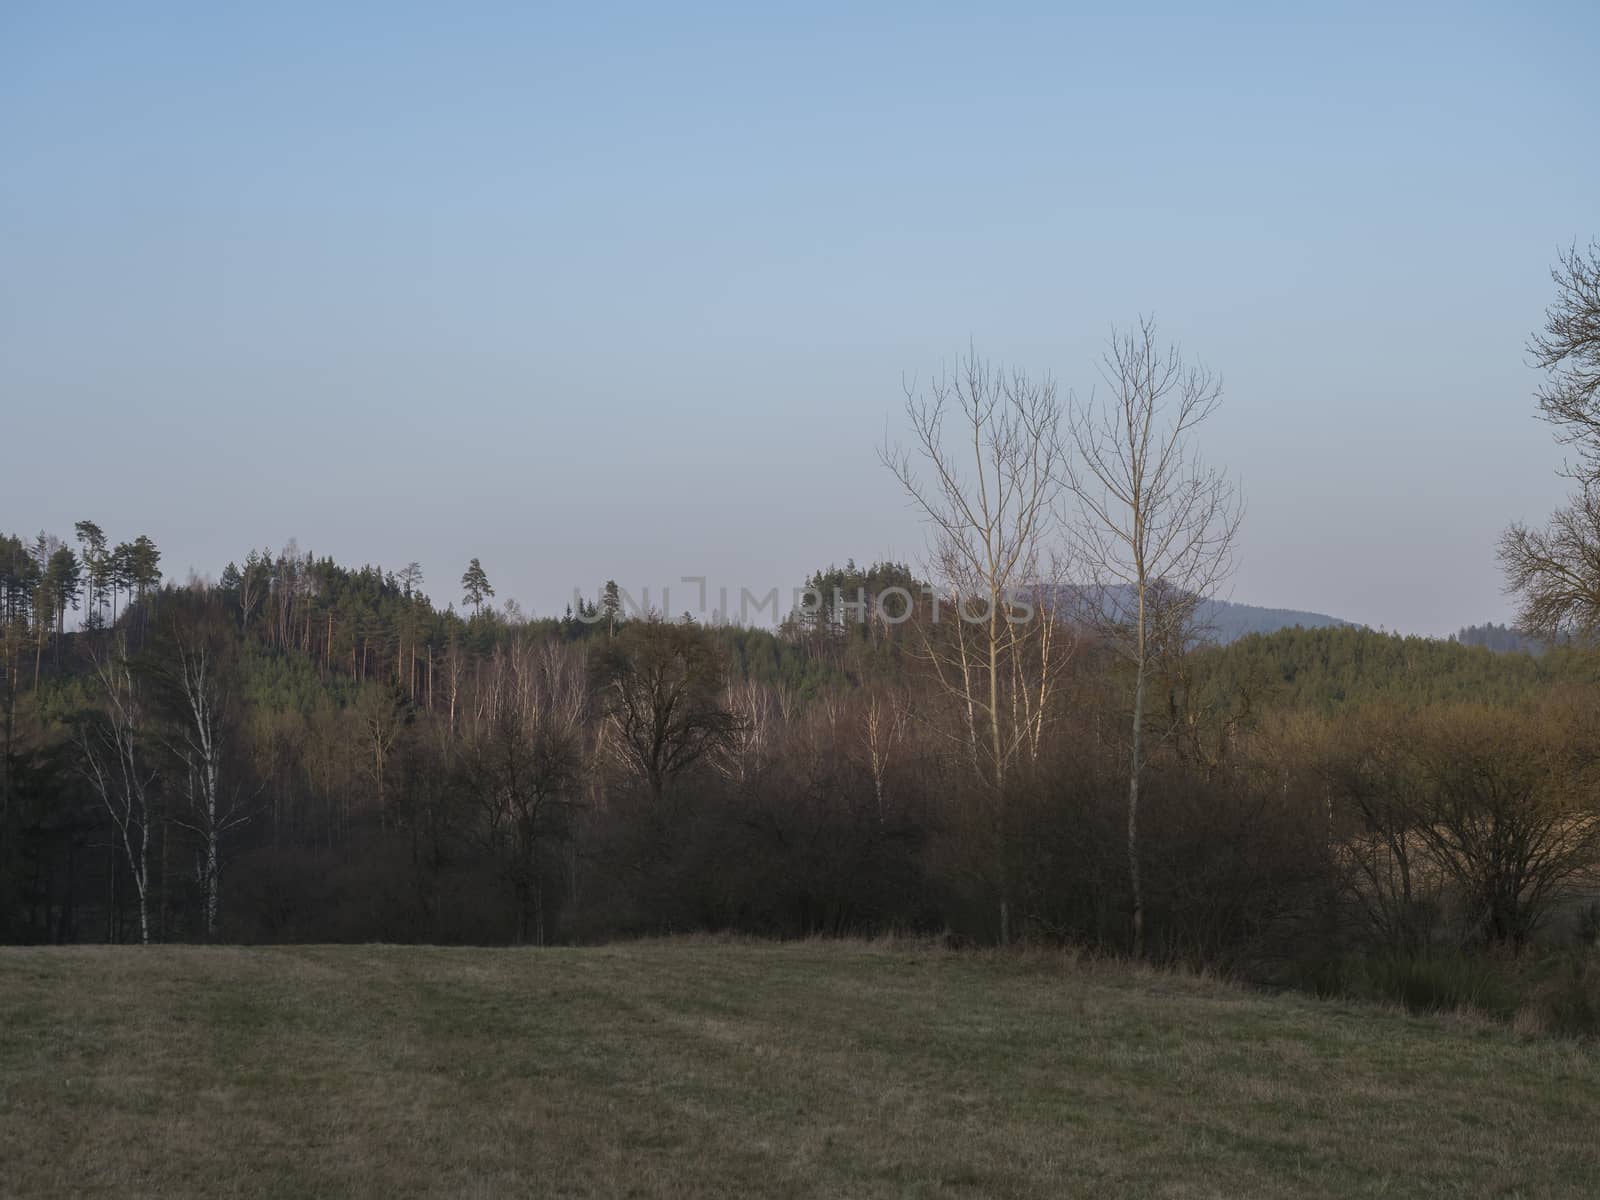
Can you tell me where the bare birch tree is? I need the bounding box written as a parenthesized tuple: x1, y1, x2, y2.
(162, 614, 251, 939)
(354, 683, 406, 828)
(1066, 318, 1242, 955)
(76, 635, 157, 943)
(713, 678, 785, 786)
(860, 687, 908, 825)
(882, 349, 1072, 941)
(883, 351, 1072, 786)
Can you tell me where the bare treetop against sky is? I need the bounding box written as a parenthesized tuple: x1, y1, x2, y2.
(3, 3, 1595, 636)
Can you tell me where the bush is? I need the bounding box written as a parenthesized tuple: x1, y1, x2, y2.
(1513, 953, 1600, 1038)
(1306, 947, 1600, 1039)
(1319, 951, 1517, 1019)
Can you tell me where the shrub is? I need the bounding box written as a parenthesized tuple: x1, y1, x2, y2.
(1513, 953, 1600, 1038)
(1323, 951, 1516, 1019)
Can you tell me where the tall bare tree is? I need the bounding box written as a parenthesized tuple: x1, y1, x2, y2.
(158, 603, 252, 939)
(882, 351, 1072, 784)
(461, 640, 585, 944)
(1501, 240, 1600, 642)
(713, 677, 785, 787)
(1066, 318, 1242, 954)
(882, 348, 1072, 941)
(75, 635, 157, 943)
(860, 686, 907, 825)
(354, 683, 407, 828)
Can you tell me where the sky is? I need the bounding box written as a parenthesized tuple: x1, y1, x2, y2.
(3, 1, 1597, 636)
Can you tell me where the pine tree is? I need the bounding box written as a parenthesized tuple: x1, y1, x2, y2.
(461, 558, 494, 615)
(131, 534, 162, 597)
(603, 579, 621, 637)
(73, 520, 108, 629)
(45, 546, 82, 665)
(110, 542, 137, 626)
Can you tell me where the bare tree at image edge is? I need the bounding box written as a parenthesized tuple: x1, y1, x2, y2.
(1501, 240, 1600, 645)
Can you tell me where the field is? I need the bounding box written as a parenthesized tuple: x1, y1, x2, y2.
(1, 940, 1597, 1198)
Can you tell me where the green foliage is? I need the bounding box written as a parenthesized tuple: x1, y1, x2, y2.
(235, 638, 360, 714)
(1315, 950, 1519, 1018)
(460, 557, 494, 613)
(0, 533, 41, 626)
(126, 535, 161, 599)
(44, 546, 81, 627)
(1309, 947, 1600, 1038)
(1453, 622, 1544, 655)
(1194, 624, 1598, 711)
(788, 559, 924, 640)
(713, 626, 852, 699)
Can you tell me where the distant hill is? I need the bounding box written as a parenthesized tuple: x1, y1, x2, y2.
(1044, 585, 1355, 645)
(1196, 598, 1356, 644)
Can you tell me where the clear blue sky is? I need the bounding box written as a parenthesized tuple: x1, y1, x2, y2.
(3, 1, 1596, 634)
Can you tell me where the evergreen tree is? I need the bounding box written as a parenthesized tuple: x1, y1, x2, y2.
(461, 558, 494, 615)
(73, 520, 108, 629)
(602, 579, 621, 636)
(398, 562, 424, 598)
(130, 535, 160, 599)
(45, 546, 81, 664)
(110, 541, 135, 624)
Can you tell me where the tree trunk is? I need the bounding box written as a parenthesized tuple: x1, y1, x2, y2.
(205, 831, 219, 939)
(1128, 657, 1146, 958)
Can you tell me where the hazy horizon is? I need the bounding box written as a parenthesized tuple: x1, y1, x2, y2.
(5, 2, 1596, 637)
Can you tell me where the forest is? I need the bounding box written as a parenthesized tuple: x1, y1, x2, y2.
(4, 528, 1592, 961)
(4, 246, 1600, 1035)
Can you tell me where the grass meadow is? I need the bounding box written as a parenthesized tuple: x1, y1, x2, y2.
(2, 938, 1597, 1197)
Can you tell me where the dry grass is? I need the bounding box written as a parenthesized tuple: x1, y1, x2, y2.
(1, 937, 1597, 1197)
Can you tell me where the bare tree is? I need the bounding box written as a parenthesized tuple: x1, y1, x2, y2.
(1322, 705, 1439, 952)
(75, 635, 157, 943)
(443, 636, 465, 733)
(1531, 240, 1600, 474)
(713, 677, 785, 786)
(1066, 318, 1242, 954)
(1501, 240, 1600, 642)
(590, 618, 739, 802)
(883, 352, 1071, 790)
(881, 349, 1071, 943)
(461, 642, 585, 944)
(860, 687, 907, 825)
(354, 684, 406, 828)
(159, 609, 252, 939)
(1411, 705, 1599, 948)
(237, 550, 267, 630)
(1500, 487, 1600, 643)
